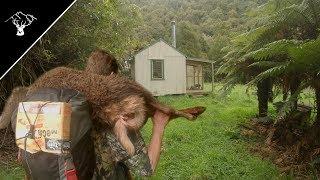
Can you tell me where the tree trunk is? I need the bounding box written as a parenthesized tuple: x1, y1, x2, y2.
(282, 89, 288, 101)
(289, 76, 301, 111)
(257, 78, 272, 117)
(306, 86, 320, 147)
(314, 86, 320, 128)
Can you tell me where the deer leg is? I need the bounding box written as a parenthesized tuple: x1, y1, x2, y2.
(171, 106, 206, 120)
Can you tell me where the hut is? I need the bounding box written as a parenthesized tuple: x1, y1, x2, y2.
(132, 39, 213, 96)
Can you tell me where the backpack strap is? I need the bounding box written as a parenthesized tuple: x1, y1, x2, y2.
(64, 155, 78, 180)
(58, 153, 78, 180)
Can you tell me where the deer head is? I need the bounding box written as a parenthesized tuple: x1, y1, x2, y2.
(6, 12, 37, 36)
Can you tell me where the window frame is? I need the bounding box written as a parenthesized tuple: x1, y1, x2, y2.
(150, 59, 165, 80)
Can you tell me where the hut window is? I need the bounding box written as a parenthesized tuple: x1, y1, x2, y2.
(151, 59, 164, 80)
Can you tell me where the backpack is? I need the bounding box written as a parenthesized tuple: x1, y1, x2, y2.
(11, 88, 95, 180)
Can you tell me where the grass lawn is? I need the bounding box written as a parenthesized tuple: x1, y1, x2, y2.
(0, 164, 25, 180)
(0, 84, 285, 179)
(140, 84, 282, 179)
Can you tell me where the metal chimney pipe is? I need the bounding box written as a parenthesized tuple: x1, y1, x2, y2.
(171, 21, 176, 48)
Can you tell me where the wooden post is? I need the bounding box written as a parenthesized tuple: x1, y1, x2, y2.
(211, 62, 214, 92)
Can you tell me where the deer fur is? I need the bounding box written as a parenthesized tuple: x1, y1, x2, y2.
(85, 49, 119, 76)
(0, 86, 28, 129)
(27, 67, 205, 155)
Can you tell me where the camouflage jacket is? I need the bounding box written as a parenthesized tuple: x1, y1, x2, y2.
(92, 124, 153, 179)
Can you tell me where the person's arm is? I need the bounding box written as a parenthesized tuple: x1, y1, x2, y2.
(104, 110, 170, 176)
(147, 110, 170, 172)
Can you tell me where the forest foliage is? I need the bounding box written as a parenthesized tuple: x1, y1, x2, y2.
(130, 0, 268, 60)
(218, 0, 320, 176)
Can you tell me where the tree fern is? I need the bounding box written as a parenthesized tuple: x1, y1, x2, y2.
(288, 38, 320, 72)
(247, 63, 289, 86)
(276, 81, 310, 122)
(248, 61, 287, 69)
(245, 39, 301, 61)
(248, 0, 320, 48)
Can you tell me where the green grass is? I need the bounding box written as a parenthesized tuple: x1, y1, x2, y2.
(140, 84, 281, 179)
(0, 164, 24, 180)
(1, 84, 285, 179)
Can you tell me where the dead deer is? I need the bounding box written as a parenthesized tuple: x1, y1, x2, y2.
(27, 67, 206, 155)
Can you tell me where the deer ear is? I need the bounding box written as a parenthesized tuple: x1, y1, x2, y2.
(113, 120, 135, 156)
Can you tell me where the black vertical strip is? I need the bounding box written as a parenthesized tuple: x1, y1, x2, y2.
(0, 0, 76, 79)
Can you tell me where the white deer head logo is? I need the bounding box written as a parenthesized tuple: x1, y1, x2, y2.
(5, 11, 37, 36)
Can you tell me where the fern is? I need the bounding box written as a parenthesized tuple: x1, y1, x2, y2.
(275, 81, 310, 123)
(245, 39, 301, 61)
(219, 0, 319, 96)
(248, 61, 286, 68)
(288, 38, 320, 72)
(247, 63, 289, 86)
(219, 76, 242, 97)
(220, 0, 320, 124)
(251, 0, 320, 47)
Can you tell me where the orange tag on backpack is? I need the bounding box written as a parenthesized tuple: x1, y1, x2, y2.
(15, 101, 72, 154)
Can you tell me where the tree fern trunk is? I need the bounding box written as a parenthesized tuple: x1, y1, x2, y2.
(314, 86, 320, 127)
(282, 89, 288, 101)
(307, 85, 320, 146)
(289, 76, 301, 111)
(257, 78, 271, 117)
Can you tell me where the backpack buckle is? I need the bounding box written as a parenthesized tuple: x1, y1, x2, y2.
(65, 169, 77, 180)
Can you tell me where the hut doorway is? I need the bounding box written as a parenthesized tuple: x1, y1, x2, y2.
(186, 63, 203, 91)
